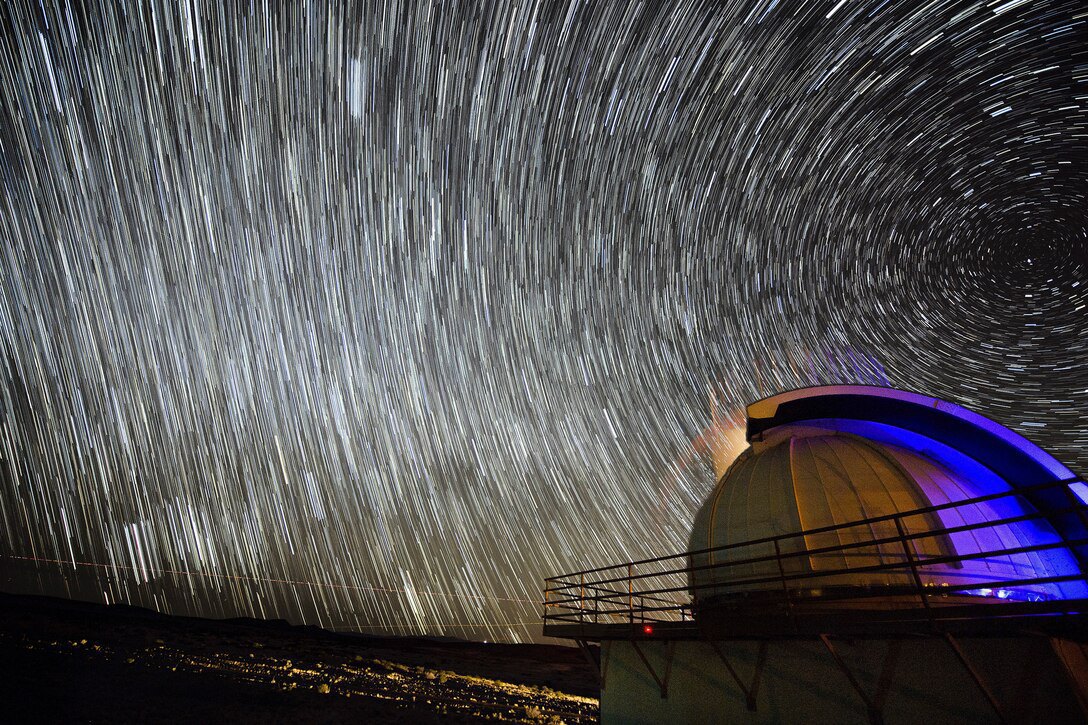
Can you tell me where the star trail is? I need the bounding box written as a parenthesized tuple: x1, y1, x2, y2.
(1, 1, 1086, 643)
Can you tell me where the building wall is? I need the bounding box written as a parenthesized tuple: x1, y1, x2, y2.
(600, 636, 1087, 724)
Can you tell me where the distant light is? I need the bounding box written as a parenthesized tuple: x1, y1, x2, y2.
(642, 624, 653, 635)
(965, 587, 1048, 602)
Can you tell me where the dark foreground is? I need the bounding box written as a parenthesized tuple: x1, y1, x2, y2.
(0, 592, 597, 723)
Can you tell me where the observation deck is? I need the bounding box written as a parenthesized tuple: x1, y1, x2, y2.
(543, 475, 1088, 643)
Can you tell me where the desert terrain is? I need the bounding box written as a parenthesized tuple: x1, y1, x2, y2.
(0, 592, 598, 723)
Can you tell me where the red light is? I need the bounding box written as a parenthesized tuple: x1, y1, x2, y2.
(642, 624, 653, 635)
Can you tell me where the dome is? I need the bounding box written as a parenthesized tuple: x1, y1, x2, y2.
(687, 387, 1087, 610)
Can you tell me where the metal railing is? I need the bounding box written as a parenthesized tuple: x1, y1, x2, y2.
(543, 477, 1088, 632)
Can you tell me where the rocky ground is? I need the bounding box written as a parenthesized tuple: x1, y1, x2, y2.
(0, 592, 598, 723)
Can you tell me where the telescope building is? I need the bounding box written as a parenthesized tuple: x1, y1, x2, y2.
(543, 386, 1088, 723)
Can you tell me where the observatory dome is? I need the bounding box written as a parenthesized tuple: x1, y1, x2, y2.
(687, 386, 1086, 609)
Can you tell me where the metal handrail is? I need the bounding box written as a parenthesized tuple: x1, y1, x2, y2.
(546, 534, 1088, 609)
(546, 524, 1088, 606)
(542, 477, 1088, 628)
(546, 535, 1088, 614)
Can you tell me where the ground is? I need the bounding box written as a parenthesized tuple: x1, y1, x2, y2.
(0, 592, 598, 723)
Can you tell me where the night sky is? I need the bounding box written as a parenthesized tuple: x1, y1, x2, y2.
(1, 1, 1086, 643)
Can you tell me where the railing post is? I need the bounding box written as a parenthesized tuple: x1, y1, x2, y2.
(1059, 481, 1088, 537)
(1059, 483, 1088, 600)
(580, 573, 585, 624)
(894, 515, 932, 623)
(628, 563, 634, 624)
(772, 539, 793, 618)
